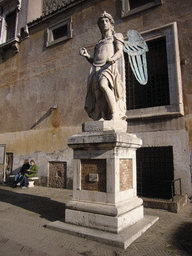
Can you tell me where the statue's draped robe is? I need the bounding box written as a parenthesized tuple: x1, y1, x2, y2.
(85, 33, 126, 120)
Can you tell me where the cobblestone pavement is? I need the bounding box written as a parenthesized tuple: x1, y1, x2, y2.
(0, 184, 192, 256)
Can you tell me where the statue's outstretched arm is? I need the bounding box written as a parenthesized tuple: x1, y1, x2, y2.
(79, 47, 94, 64)
(107, 41, 123, 65)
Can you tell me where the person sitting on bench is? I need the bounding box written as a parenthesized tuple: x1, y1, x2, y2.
(13, 159, 30, 188)
(18, 160, 38, 188)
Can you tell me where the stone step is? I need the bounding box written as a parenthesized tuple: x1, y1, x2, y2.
(142, 194, 188, 213)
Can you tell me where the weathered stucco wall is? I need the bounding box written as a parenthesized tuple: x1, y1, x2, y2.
(0, 126, 81, 187)
(0, 0, 192, 195)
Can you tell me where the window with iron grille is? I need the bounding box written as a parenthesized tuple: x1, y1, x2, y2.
(125, 22, 184, 120)
(136, 146, 174, 199)
(121, 0, 162, 18)
(125, 37, 170, 110)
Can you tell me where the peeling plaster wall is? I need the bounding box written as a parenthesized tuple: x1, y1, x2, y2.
(0, 126, 81, 188)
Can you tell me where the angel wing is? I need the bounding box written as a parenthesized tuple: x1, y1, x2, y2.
(124, 30, 149, 85)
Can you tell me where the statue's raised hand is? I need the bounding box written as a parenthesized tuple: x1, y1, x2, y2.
(79, 47, 89, 58)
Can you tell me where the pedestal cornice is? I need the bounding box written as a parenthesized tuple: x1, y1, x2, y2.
(67, 130, 142, 150)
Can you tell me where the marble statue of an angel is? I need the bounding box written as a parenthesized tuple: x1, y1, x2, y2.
(80, 11, 148, 121)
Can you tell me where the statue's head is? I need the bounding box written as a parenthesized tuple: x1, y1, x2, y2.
(97, 11, 115, 33)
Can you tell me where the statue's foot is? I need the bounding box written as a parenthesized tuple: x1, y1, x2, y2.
(112, 112, 127, 121)
(98, 118, 105, 121)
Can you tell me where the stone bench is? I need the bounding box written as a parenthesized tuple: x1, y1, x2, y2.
(28, 177, 39, 187)
(8, 175, 15, 179)
(7, 175, 15, 186)
(7, 175, 39, 187)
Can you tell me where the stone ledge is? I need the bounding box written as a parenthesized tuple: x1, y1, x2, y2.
(65, 205, 144, 233)
(82, 120, 127, 133)
(67, 130, 142, 149)
(46, 215, 159, 249)
(66, 196, 143, 216)
(142, 194, 188, 213)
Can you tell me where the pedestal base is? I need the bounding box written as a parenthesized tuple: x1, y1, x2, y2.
(46, 215, 159, 249)
(66, 205, 143, 233)
(65, 196, 144, 233)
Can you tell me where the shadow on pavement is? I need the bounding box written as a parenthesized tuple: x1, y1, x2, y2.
(171, 222, 192, 254)
(0, 187, 66, 222)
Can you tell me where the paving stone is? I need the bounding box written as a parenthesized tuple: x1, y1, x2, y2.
(0, 185, 192, 255)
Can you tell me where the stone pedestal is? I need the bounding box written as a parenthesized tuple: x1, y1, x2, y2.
(66, 120, 143, 233)
(47, 120, 158, 249)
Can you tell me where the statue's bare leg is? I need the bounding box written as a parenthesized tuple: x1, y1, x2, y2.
(99, 77, 117, 119)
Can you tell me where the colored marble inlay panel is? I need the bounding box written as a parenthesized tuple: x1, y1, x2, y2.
(81, 159, 106, 192)
(120, 159, 133, 191)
